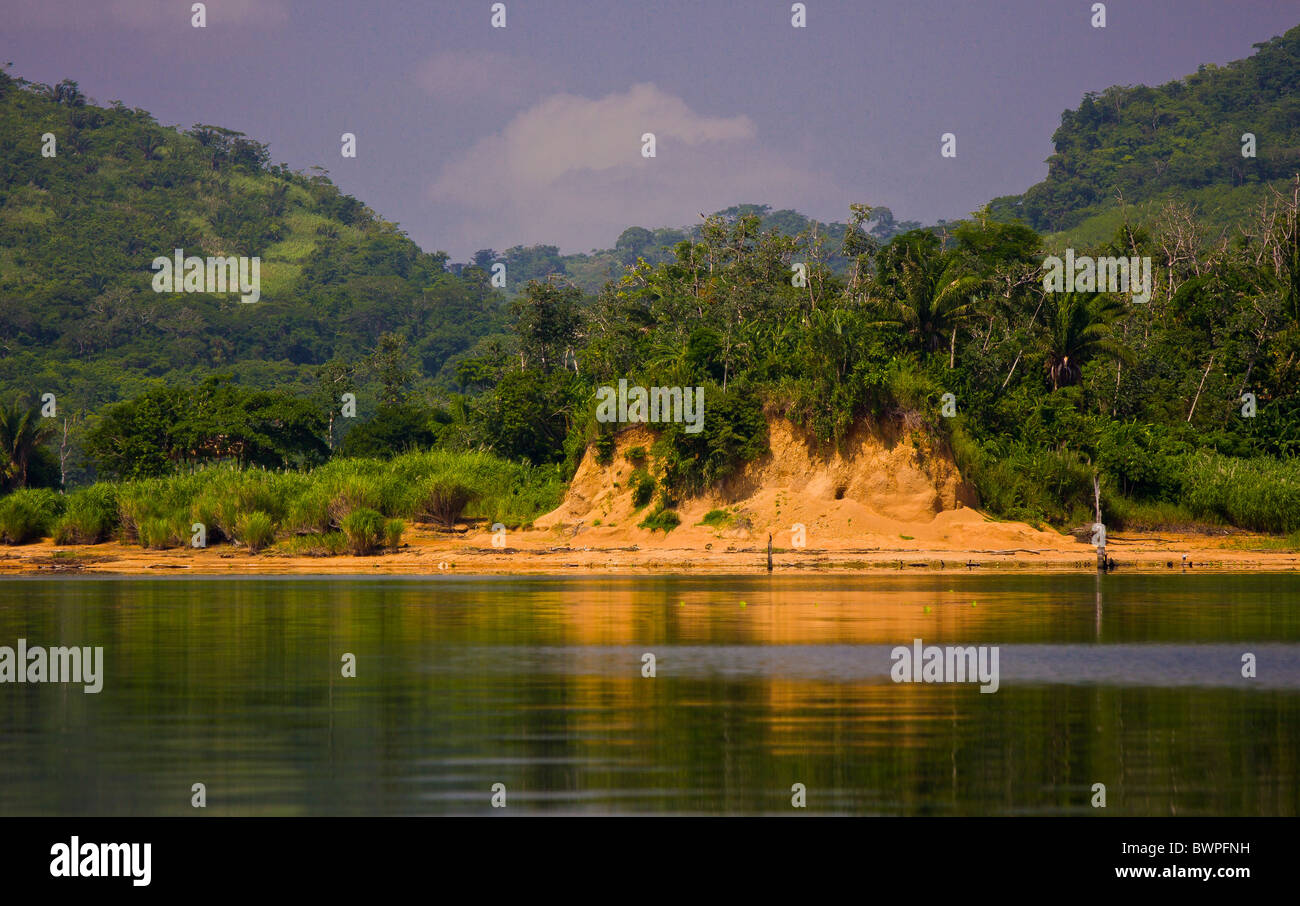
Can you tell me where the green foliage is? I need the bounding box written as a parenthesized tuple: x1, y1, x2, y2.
(415, 476, 481, 527)
(0, 488, 63, 544)
(384, 518, 405, 549)
(637, 505, 681, 533)
(137, 516, 182, 550)
(1182, 453, 1300, 533)
(0, 77, 506, 434)
(337, 403, 439, 458)
(966, 443, 1096, 527)
(233, 510, 275, 553)
(277, 531, 348, 557)
(30, 448, 559, 553)
(52, 483, 119, 544)
(340, 508, 385, 555)
(995, 26, 1300, 234)
(630, 470, 655, 509)
(698, 508, 730, 527)
(85, 376, 328, 479)
(1040, 292, 1132, 390)
(0, 397, 56, 491)
(655, 383, 769, 492)
(475, 368, 580, 464)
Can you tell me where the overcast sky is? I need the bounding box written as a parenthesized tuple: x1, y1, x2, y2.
(3, 0, 1297, 258)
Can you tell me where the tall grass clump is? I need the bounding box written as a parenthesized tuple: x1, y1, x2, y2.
(234, 510, 275, 553)
(138, 516, 185, 549)
(961, 441, 1094, 527)
(307, 460, 412, 525)
(117, 472, 206, 543)
(0, 488, 63, 544)
(415, 475, 481, 527)
(384, 518, 404, 549)
(1182, 453, 1300, 534)
(340, 507, 385, 555)
(278, 531, 348, 557)
(36, 447, 564, 556)
(392, 449, 562, 528)
(285, 486, 332, 534)
(52, 483, 119, 544)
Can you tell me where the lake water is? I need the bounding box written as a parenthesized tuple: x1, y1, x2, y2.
(0, 573, 1297, 816)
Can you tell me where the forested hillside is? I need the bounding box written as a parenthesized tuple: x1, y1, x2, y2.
(991, 24, 1300, 244)
(0, 67, 507, 419)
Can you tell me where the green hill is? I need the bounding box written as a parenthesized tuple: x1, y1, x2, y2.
(991, 24, 1300, 245)
(0, 68, 506, 416)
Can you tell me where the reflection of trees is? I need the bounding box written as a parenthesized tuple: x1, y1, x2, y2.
(0, 577, 1296, 815)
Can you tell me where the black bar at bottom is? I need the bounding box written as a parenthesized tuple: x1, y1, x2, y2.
(0, 817, 1283, 893)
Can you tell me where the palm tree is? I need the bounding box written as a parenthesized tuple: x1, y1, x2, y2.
(0, 398, 55, 491)
(1039, 292, 1133, 390)
(881, 239, 987, 366)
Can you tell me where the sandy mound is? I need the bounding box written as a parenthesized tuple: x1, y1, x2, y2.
(534, 417, 1079, 553)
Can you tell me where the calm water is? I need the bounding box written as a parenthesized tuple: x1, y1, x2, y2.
(0, 573, 1297, 816)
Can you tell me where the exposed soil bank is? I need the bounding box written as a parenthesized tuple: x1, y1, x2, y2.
(4, 419, 1296, 575)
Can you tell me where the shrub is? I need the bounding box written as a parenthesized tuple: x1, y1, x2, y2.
(384, 518, 404, 549)
(963, 443, 1094, 526)
(138, 517, 180, 549)
(416, 475, 480, 527)
(0, 488, 62, 544)
(638, 505, 680, 533)
(285, 487, 332, 534)
(52, 484, 118, 544)
(190, 495, 227, 543)
(327, 474, 386, 526)
(278, 531, 348, 557)
(341, 507, 384, 555)
(698, 508, 729, 528)
(594, 434, 615, 466)
(234, 511, 275, 553)
(630, 470, 655, 509)
(1182, 453, 1300, 534)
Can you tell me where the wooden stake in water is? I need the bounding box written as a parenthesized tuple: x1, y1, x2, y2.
(1094, 473, 1107, 572)
(767, 534, 773, 572)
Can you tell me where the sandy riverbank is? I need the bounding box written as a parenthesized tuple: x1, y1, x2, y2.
(2, 518, 1296, 575)
(5, 418, 1297, 576)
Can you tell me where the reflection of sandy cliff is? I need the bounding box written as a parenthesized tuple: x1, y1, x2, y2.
(545, 586, 1007, 646)
(356, 579, 1020, 646)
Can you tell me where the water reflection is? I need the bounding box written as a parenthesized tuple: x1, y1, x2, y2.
(0, 574, 1296, 815)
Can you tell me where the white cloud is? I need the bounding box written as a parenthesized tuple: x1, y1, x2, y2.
(430, 83, 837, 253)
